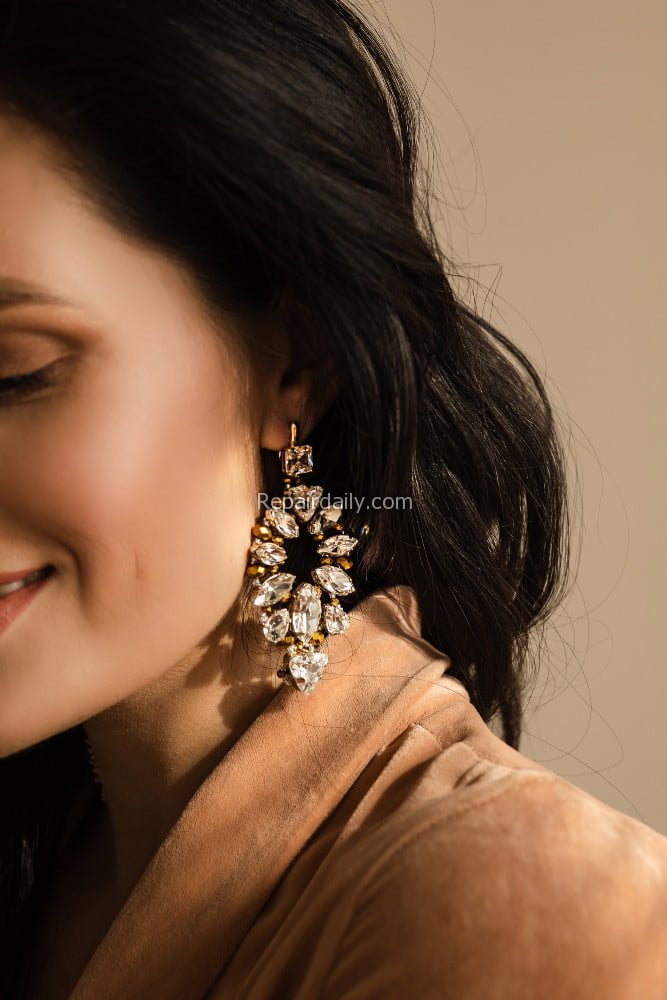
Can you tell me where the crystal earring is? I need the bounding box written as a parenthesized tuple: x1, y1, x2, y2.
(245, 421, 363, 694)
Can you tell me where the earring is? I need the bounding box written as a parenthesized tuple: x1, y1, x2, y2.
(245, 421, 363, 694)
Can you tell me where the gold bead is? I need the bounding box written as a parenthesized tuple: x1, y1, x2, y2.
(280, 635, 295, 645)
(246, 564, 266, 577)
(330, 597, 340, 605)
(314, 534, 325, 541)
(337, 558, 353, 570)
(252, 524, 272, 540)
(320, 557, 333, 565)
(311, 632, 325, 643)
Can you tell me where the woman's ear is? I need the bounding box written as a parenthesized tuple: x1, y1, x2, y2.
(259, 367, 319, 451)
(256, 290, 339, 451)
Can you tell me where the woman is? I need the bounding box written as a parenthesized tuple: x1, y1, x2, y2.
(0, 1, 665, 997)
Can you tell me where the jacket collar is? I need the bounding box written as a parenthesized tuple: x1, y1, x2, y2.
(71, 584, 470, 1000)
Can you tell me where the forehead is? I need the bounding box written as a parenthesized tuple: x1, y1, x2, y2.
(0, 114, 211, 334)
(0, 114, 86, 262)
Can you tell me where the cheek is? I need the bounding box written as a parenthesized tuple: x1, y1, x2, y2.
(0, 366, 258, 752)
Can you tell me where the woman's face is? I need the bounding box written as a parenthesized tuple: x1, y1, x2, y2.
(0, 115, 267, 756)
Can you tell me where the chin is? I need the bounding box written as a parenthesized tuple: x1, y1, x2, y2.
(0, 711, 71, 758)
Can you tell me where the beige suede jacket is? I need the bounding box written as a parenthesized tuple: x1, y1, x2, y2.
(69, 585, 667, 999)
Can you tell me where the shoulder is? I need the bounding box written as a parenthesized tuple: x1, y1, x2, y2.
(323, 752, 667, 999)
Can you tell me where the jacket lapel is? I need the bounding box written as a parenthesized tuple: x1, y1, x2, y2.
(71, 585, 469, 1000)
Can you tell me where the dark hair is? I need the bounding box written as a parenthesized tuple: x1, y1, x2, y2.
(0, 0, 571, 994)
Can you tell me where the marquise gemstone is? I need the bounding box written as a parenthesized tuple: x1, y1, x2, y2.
(291, 582, 322, 638)
(252, 541, 288, 565)
(252, 572, 296, 606)
(316, 534, 358, 557)
(264, 507, 299, 539)
(312, 564, 355, 596)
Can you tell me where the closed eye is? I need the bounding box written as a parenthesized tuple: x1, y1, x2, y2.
(0, 360, 61, 403)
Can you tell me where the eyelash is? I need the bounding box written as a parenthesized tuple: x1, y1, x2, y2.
(0, 361, 60, 402)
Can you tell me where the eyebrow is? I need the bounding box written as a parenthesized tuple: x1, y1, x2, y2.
(0, 278, 79, 311)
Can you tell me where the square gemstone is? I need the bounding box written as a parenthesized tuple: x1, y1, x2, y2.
(281, 445, 313, 476)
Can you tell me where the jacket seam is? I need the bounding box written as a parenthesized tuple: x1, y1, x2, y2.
(412, 720, 534, 774)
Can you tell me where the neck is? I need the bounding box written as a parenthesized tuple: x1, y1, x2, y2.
(82, 597, 279, 906)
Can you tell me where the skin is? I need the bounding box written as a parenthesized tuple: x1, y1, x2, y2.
(0, 114, 319, 990)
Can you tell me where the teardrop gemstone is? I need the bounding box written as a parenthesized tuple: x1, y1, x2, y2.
(261, 607, 290, 643)
(323, 603, 350, 634)
(284, 647, 328, 694)
(319, 504, 343, 526)
(287, 484, 323, 522)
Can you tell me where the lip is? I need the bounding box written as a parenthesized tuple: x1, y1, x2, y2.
(0, 568, 54, 635)
(0, 566, 49, 585)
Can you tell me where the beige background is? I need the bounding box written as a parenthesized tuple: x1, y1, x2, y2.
(378, 0, 666, 833)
